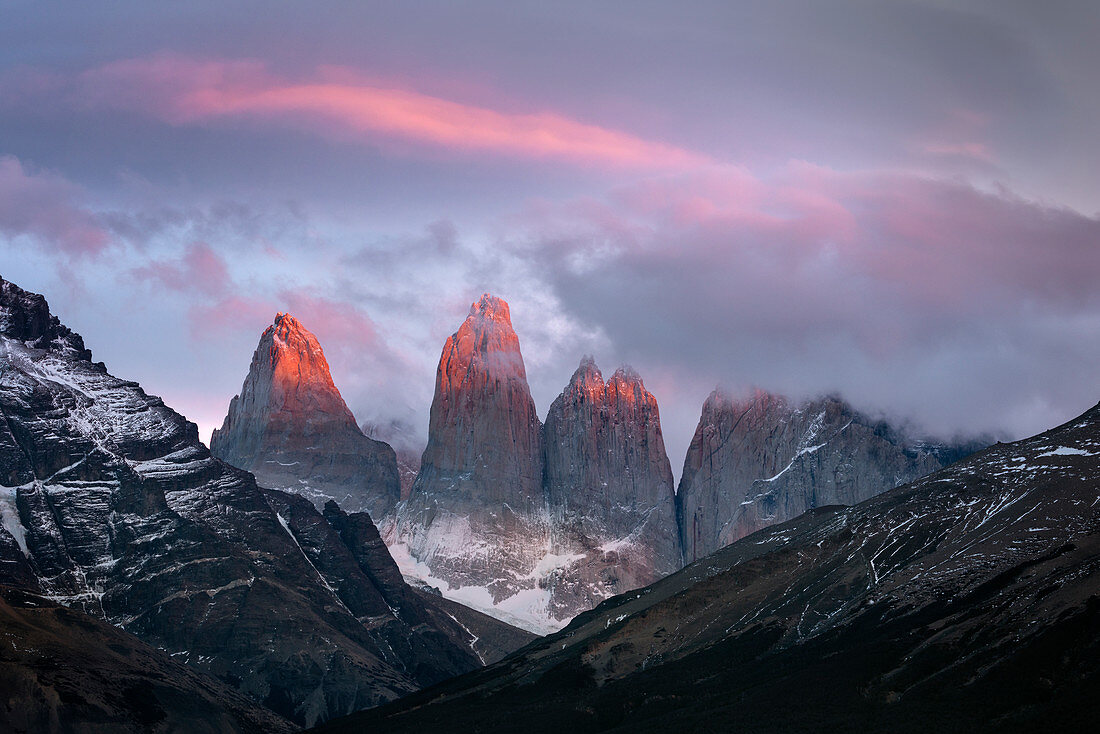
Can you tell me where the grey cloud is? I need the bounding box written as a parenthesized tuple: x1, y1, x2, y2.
(508, 168, 1100, 468)
(0, 156, 110, 257)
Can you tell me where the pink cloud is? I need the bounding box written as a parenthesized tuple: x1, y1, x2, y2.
(522, 163, 1100, 337)
(278, 291, 384, 357)
(0, 156, 110, 257)
(922, 141, 991, 160)
(131, 242, 232, 296)
(187, 287, 394, 369)
(188, 294, 275, 342)
(70, 55, 707, 169)
(915, 108, 995, 163)
(514, 165, 1100, 442)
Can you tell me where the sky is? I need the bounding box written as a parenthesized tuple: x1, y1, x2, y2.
(2, 0, 1099, 478)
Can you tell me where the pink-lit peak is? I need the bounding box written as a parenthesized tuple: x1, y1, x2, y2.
(467, 293, 513, 326)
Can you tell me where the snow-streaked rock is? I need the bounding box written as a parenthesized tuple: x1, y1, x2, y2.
(676, 389, 983, 562)
(389, 294, 549, 627)
(541, 358, 681, 619)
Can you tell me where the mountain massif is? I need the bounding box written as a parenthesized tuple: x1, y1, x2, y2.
(387, 296, 683, 631)
(378, 295, 976, 631)
(676, 389, 976, 562)
(315, 397, 1100, 734)
(211, 312, 401, 520)
(0, 278, 532, 730)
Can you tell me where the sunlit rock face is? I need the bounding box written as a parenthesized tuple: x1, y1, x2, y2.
(211, 313, 400, 520)
(541, 358, 681, 618)
(390, 297, 683, 632)
(416, 294, 544, 509)
(0, 278, 531, 728)
(389, 295, 551, 629)
(676, 389, 965, 563)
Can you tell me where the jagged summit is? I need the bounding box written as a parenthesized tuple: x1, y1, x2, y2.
(467, 293, 513, 324)
(441, 293, 529, 384)
(704, 385, 780, 408)
(568, 359, 647, 396)
(269, 312, 322, 353)
(609, 364, 643, 385)
(211, 312, 401, 519)
(568, 356, 604, 391)
(0, 277, 92, 360)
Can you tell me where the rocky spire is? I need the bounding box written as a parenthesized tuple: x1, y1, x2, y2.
(211, 312, 400, 519)
(414, 294, 543, 508)
(544, 358, 676, 533)
(542, 357, 682, 613)
(390, 295, 549, 628)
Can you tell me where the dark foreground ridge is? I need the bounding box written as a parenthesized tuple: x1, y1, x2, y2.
(314, 400, 1100, 733)
(0, 585, 294, 733)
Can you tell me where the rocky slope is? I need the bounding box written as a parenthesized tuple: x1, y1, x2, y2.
(0, 584, 294, 734)
(676, 389, 977, 562)
(0, 277, 530, 728)
(389, 298, 683, 633)
(314, 398, 1100, 734)
(211, 313, 400, 520)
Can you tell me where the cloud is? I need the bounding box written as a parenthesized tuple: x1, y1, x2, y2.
(42, 55, 708, 169)
(510, 164, 1100, 448)
(131, 241, 232, 295)
(0, 156, 110, 257)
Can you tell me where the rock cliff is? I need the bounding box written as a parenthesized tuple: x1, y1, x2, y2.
(676, 389, 965, 562)
(541, 358, 681, 618)
(390, 298, 682, 631)
(389, 295, 550, 628)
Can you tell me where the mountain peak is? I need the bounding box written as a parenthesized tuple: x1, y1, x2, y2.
(569, 356, 604, 390)
(273, 311, 301, 329)
(267, 311, 321, 353)
(444, 294, 528, 383)
(211, 312, 401, 519)
(0, 277, 90, 359)
(467, 293, 512, 326)
(704, 386, 787, 413)
(610, 365, 642, 385)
